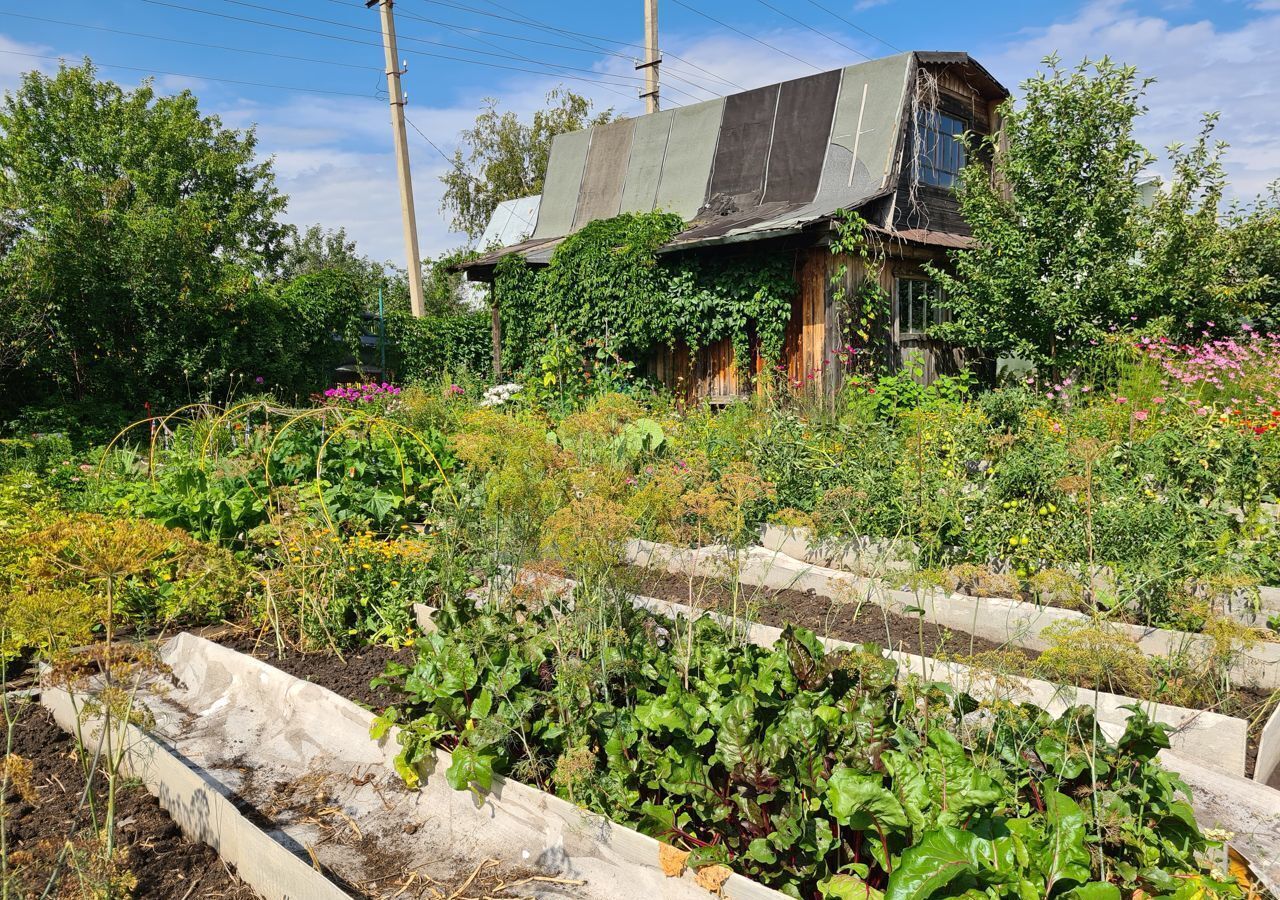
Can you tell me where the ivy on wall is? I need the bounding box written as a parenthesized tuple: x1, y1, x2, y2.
(493, 211, 798, 375)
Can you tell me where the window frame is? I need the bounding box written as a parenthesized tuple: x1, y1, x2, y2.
(895, 276, 944, 338)
(915, 109, 968, 189)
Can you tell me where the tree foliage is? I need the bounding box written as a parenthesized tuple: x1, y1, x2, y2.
(440, 88, 612, 243)
(1224, 181, 1280, 332)
(0, 62, 288, 408)
(931, 55, 1280, 369)
(928, 56, 1153, 369)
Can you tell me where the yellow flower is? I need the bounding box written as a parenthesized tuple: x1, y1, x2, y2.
(362, 563, 371, 570)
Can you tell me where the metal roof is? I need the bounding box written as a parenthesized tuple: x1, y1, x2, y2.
(463, 51, 1007, 272)
(477, 195, 541, 250)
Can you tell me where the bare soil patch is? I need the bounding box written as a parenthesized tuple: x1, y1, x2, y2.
(2, 699, 258, 899)
(636, 570, 1033, 660)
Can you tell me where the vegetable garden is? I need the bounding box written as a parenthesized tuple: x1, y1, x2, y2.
(2, 326, 1278, 900)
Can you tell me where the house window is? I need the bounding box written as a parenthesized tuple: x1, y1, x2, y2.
(916, 111, 967, 188)
(896, 277, 943, 336)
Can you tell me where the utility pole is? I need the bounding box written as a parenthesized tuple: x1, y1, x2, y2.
(637, 0, 660, 113)
(368, 0, 425, 317)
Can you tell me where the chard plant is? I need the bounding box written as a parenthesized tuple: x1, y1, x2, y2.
(374, 588, 1238, 900)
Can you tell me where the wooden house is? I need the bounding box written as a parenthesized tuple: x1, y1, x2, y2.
(460, 51, 1009, 399)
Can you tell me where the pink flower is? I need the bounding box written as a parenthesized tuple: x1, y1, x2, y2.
(1114, 396, 1128, 405)
(1133, 410, 1149, 422)
(1152, 396, 1165, 405)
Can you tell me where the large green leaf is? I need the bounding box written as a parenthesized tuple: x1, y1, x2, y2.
(446, 744, 496, 792)
(826, 767, 909, 832)
(886, 828, 989, 900)
(1043, 791, 1093, 891)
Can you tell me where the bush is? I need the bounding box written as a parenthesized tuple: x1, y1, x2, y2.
(385, 309, 491, 382)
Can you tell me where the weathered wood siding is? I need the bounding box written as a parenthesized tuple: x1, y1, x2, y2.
(783, 249, 832, 390)
(893, 63, 997, 235)
(646, 336, 744, 402)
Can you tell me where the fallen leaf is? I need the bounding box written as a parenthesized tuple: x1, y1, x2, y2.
(694, 864, 732, 893)
(659, 842, 690, 878)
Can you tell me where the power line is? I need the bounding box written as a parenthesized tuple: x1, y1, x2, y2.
(470, 0, 749, 92)
(667, 0, 823, 73)
(403, 113, 538, 236)
(390, 3, 711, 104)
(0, 10, 380, 73)
(799, 0, 901, 53)
(383, 1, 720, 101)
(211, 0, 651, 91)
(418, 0, 747, 92)
(751, 0, 871, 61)
(140, 0, 650, 97)
(0, 47, 375, 97)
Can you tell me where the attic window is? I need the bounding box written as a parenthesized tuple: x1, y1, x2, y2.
(916, 111, 967, 188)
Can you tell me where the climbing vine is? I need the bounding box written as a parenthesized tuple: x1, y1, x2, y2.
(493, 211, 797, 376)
(828, 208, 890, 372)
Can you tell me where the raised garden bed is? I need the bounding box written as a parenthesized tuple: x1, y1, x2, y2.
(63, 633, 782, 900)
(435, 569, 1280, 897)
(633, 568, 1277, 779)
(2, 696, 259, 899)
(634, 569, 1038, 661)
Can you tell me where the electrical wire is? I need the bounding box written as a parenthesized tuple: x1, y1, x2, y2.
(751, 0, 871, 61)
(799, 0, 901, 53)
(418, 0, 747, 91)
(392, 5, 711, 104)
(0, 47, 376, 97)
(211, 0, 650, 91)
(382, 1, 720, 101)
(140, 0, 647, 97)
(0, 10, 380, 72)
(667, 0, 823, 73)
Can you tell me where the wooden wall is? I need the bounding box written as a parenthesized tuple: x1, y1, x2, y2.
(644, 240, 962, 402)
(647, 336, 743, 402)
(893, 62, 998, 235)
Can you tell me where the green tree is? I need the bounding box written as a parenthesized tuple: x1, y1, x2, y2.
(278, 224, 383, 284)
(441, 87, 612, 243)
(0, 61, 288, 409)
(1223, 181, 1280, 332)
(1135, 115, 1273, 336)
(930, 56, 1153, 370)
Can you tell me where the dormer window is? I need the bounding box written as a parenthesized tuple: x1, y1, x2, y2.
(916, 111, 967, 188)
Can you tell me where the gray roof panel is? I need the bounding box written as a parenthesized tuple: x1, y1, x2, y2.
(532, 128, 591, 239)
(652, 98, 723, 219)
(619, 109, 674, 214)
(572, 117, 636, 229)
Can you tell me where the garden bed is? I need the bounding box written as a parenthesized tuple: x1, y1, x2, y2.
(87, 633, 781, 900)
(633, 568, 1277, 778)
(635, 569, 1037, 660)
(628, 537, 1280, 696)
(217, 631, 413, 713)
(2, 697, 259, 899)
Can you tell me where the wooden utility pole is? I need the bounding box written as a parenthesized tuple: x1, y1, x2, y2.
(637, 0, 660, 113)
(368, 0, 425, 317)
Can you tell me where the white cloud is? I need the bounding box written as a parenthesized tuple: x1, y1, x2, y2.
(982, 0, 1280, 199)
(0, 34, 57, 92)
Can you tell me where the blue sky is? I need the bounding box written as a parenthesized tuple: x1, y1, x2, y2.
(1, 0, 1278, 264)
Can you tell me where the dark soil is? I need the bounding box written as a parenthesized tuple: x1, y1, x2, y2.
(2, 700, 258, 899)
(636, 572, 1280, 778)
(636, 570, 1036, 661)
(218, 632, 414, 714)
